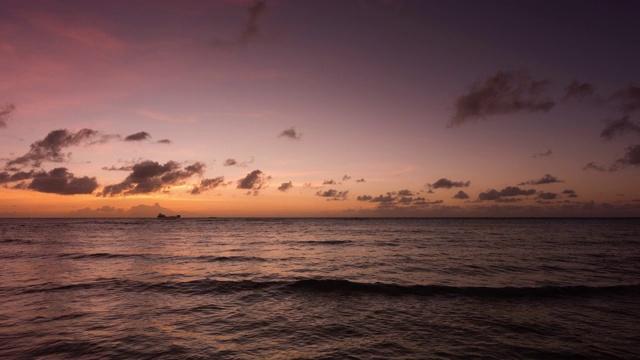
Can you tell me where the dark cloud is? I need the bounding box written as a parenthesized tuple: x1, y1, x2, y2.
(0, 170, 42, 184)
(582, 161, 619, 172)
(537, 192, 558, 200)
(600, 116, 640, 140)
(371, 194, 396, 202)
(237, 169, 268, 190)
(357, 195, 373, 201)
(452, 190, 470, 200)
(27, 168, 98, 195)
(616, 144, 640, 166)
(315, 189, 348, 201)
(191, 176, 225, 195)
(342, 175, 351, 181)
(224, 157, 254, 167)
(156, 139, 172, 144)
(99, 160, 205, 196)
(428, 178, 470, 189)
(278, 181, 293, 192)
(562, 189, 578, 198)
(519, 174, 563, 185)
(563, 81, 594, 101)
(532, 149, 553, 158)
(124, 131, 151, 142)
(6, 128, 105, 168)
(102, 165, 133, 171)
(240, 1, 267, 45)
(0, 103, 16, 128)
(478, 186, 536, 201)
(397, 189, 413, 196)
(449, 70, 555, 126)
(356, 178, 365, 183)
(323, 179, 337, 185)
(278, 127, 302, 140)
(610, 83, 640, 114)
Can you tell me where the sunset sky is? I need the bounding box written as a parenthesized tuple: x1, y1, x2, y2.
(1, 0, 639, 217)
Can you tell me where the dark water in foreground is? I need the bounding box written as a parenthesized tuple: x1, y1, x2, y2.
(0, 218, 639, 359)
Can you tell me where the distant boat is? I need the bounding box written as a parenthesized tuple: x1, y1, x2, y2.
(157, 213, 181, 219)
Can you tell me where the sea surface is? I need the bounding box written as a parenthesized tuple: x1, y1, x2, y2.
(0, 218, 639, 359)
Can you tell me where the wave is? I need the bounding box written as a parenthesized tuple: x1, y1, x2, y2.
(287, 240, 352, 245)
(17, 278, 640, 299)
(57, 253, 266, 263)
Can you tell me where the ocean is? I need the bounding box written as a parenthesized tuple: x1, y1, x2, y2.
(0, 218, 638, 359)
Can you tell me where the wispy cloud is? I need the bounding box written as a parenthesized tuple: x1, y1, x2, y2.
(610, 83, 640, 114)
(6, 128, 107, 168)
(449, 70, 555, 126)
(478, 186, 536, 201)
(277, 181, 293, 192)
(428, 178, 470, 189)
(191, 176, 225, 195)
(600, 116, 640, 140)
(562, 81, 594, 101)
(315, 189, 348, 201)
(213, 1, 268, 48)
(124, 131, 151, 141)
(518, 174, 563, 186)
(0, 103, 16, 128)
(532, 149, 553, 158)
(278, 127, 302, 140)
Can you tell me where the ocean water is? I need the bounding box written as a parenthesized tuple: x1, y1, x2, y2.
(0, 218, 638, 359)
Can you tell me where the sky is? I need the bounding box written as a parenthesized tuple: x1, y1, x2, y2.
(1, 0, 639, 217)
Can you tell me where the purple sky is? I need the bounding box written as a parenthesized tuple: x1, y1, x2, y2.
(1, 0, 639, 217)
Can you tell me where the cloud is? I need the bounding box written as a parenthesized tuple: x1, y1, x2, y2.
(600, 116, 640, 140)
(449, 70, 555, 126)
(156, 139, 172, 144)
(224, 157, 254, 167)
(27, 167, 98, 195)
(277, 181, 293, 192)
(278, 127, 302, 140)
(532, 149, 553, 158)
(356, 178, 365, 183)
(371, 194, 396, 202)
(237, 169, 268, 190)
(5, 128, 106, 168)
(323, 179, 337, 185)
(563, 81, 594, 101)
(518, 174, 563, 185)
(315, 189, 349, 201)
(70, 203, 184, 218)
(610, 83, 640, 114)
(562, 189, 578, 198)
(0, 103, 16, 128)
(428, 178, 470, 189)
(357, 195, 373, 201)
(99, 160, 205, 196)
(241, 1, 268, 43)
(616, 144, 640, 166)
(478, 186, 536, 201)
(212, 1, 268, 48)
(397, 189, 413, 196)
(0, 170, 42, 184)
(102, 165, 133, 171)
(582, 161, 619, 172)
(452, 190, 470, 200)
(124, 131, 151, 141)
(537, 192, 558, 200)
(342, 175, 351, 181)
(191, 176, 225, 195)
